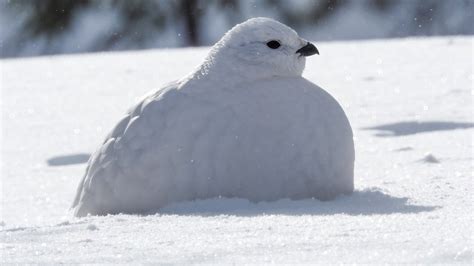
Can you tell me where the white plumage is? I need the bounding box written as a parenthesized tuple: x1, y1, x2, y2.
(72, 17, 354, 217)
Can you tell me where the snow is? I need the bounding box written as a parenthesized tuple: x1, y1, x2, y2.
(419, 153, 440, 164)
(1, 36, 473, 263)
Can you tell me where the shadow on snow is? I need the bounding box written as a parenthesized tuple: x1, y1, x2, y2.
(363, 120, 473, 137)
(155, 188, 438, 217)
(47, 153, 90, 166)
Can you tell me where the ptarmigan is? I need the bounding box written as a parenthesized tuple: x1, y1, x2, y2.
(72, 17, 354, 217)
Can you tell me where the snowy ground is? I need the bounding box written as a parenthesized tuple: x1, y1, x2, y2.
(1, 36, 473, 263)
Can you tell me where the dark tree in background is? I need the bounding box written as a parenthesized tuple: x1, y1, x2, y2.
(23, 0, 89, 37)
(180, 0, 200, 46)
(0, 0, 472, 57)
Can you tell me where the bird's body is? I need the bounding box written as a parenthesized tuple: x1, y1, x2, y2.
(72, 17, 354, 217)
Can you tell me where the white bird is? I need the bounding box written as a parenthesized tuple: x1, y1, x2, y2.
(72, 17, 354, 217)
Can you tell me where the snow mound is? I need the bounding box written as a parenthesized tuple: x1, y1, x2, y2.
(419, 153, 440, 163)
(86, 224, 98, 231)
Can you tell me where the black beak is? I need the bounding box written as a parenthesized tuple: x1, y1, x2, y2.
(296, 42, 319, 56)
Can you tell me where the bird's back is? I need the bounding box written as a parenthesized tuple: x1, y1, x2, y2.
(73, 77, 354, 216)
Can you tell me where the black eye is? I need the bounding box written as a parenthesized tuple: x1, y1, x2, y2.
(266, 40, 281, 49)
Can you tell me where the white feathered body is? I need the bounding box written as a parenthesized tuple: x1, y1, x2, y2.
(73, 76, 354, 216)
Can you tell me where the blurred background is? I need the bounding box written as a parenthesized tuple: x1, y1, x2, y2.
(0, 0, 473, 58)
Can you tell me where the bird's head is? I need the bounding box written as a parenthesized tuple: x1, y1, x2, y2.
(200, 17, 318, 82)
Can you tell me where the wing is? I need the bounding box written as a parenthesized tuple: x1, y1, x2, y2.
(72, 81, 180, 216)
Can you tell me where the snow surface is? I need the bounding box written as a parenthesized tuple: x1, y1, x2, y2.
(1, 36, 473, 263)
